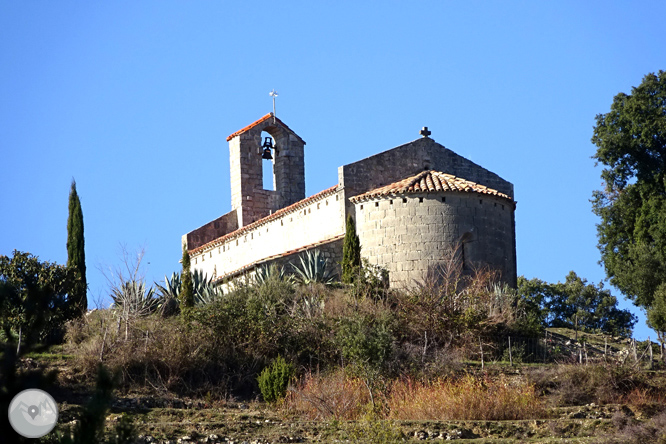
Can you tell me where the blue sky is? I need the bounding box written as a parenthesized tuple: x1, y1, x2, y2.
(1, 1, 664, 340)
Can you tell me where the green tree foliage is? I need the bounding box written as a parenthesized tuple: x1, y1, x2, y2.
(0, 251, 77, 352)
(341, 214, 361, 284)
(180, 247, 194, 314)
(257, 355, 295, 403)
(1, 308, 135, 443)
(591, 71, 666, 326)
(336, 312, 394, 375)
(517, 272, 637, 337)
(67, 179, 87, 316)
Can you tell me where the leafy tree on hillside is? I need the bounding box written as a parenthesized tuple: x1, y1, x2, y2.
(341, 214, 361, 284)
(0, 251, 77, 352)
(591, 71, 666, 341)
(67, 179, 87, 316)
(517, 272, 637, 337)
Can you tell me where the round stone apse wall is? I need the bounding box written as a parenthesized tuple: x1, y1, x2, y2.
(354, 191, 516, 288)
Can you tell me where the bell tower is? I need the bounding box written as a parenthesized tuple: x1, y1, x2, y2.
(226, 113, 306, 227)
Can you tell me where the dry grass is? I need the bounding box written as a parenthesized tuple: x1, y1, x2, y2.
(285, 370, 547, 421)
(387, 374, 547, 421)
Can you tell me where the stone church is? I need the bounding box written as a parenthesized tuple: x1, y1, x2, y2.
(183, 113, 517, 288)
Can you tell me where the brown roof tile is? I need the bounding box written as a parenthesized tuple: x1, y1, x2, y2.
(349, 170, 514, 203)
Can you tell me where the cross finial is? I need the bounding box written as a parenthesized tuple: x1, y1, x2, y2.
(420, 126, 431, 138)
(269, 90, 278, 123)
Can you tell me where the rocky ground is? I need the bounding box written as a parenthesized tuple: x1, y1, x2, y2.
(45, 387, 663, 444)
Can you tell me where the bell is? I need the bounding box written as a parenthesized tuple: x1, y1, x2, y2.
(261, 136, 274, 160)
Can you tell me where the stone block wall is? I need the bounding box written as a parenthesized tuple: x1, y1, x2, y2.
(339, 137, 514, 200)
(184, 209, 238, 251)
(354, 192, 516, 288)
(229, 118, 305, 228)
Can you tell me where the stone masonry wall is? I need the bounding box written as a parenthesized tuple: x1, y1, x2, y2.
(229, 119, 305, 228)
(185, 209, 239, 251)
(354, 192, 516, 289)
(339, 137, 514, 200)
(190, 188, 345, 281)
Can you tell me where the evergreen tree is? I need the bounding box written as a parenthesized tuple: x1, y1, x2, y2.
(591, 71, 666, 342)
(180, 247, 194, 313)
(341, 214, 361, 284)
(67, 179, 87, 316)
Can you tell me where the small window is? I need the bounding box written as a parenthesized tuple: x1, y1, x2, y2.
(442, 197, 446, 203)
(308, 208, 311, 214)
(281, 220, 283, 226)
(390, 199, 393, 205)
(317, 203, 320, 209)
(202, 255, 205, 262)
(402, 197, 407, 204)
(210, 252, 212, 258)
(251, 233, 253, 240)
(236, 240, 239, 246)
(304, 210, 307, 216)
(360, 204, 364, 210)
(223, 246, 225, 252)
(336, 195, 339, 201)
(194, 257, 197, 264)
(479, 199, 483, 205)
(494, 202, 497, 207)
(419, 197, 424, 203)
(326, 200, 329, 206)
(501, 204, 505, 210)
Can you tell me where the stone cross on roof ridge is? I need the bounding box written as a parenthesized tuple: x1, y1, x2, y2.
(420, 126, 431, 138)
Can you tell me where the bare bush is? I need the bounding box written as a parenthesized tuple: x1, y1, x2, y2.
(285, 369, 370, 420)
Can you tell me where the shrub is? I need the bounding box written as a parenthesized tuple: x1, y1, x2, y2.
(258, 355, 295, 403)
(285, 369, 369, 420)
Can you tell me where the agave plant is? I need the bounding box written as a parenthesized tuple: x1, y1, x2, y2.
(155, 272, 181, 316)
(111, 281, 158, 317)
(291, 249, 337, 286)
(252, 264, 292, 287)
(154, 270, 223, 310)
(192, 269, 223, 305)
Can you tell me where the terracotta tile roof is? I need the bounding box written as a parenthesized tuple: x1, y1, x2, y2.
(212, 234, 345, 283)
(226, 113, 305, 143)
(189, 185, 339, 254)
(349, 170, 514, 203)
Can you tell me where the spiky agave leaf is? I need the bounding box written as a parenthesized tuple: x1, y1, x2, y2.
(252, 264, 292, 288)
(111, 281, 158, 316)
(291, 249, 337, 285)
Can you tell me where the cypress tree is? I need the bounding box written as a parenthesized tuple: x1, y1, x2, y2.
(341, 214, 361, 284)
(67, 179, 87, 316)
(180, 247, 194, 313)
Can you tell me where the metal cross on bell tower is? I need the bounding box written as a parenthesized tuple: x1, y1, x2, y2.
(269, 89, 278, 123)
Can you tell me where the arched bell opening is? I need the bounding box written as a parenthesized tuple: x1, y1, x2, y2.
(260, 130, 276, 191)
